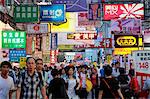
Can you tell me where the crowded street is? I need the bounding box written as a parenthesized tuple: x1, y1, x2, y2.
(0, 0, 150, 99)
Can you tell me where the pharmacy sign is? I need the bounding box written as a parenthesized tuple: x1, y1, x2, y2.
(2, 31, 26, 48)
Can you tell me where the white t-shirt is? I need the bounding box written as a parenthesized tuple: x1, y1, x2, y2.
(0, 75, 14, 99)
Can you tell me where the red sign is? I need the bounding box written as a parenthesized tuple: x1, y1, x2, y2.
(74, 38, 112, 48)
(50, 50, 58, 65)
(104, 4, 144, 20)
(67, 33, 98, 40)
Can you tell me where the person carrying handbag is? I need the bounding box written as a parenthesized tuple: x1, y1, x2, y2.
(98, 65, 124, 99)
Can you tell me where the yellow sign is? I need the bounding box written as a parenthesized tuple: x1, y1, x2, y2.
(113, 48, 139, 55)
(20, 57, 27, 68)
(106, 55, 112, 64)
(58, 45, 74, 50)
(43, 52, 50, 63)
(116, 36, 136, 46)
(51, 13, 76, 33)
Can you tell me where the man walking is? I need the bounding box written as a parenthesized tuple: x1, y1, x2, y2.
(16, 57, 46, 99)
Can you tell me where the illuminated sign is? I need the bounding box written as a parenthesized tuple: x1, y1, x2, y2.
(74, 38, 112, 48)
(103, 4, 144, 20)
(67, 33, 97, 40)
(132, 50, 150, 74)
(50, 50, 58, 65)
(114, 35, 143, 48)
(113, 48, 139, 55)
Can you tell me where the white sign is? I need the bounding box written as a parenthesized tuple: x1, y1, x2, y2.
(27, 24, 48, 34)
(132, 50, 150, 74)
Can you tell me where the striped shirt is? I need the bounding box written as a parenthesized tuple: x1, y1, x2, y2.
(18, 71, 44, 99)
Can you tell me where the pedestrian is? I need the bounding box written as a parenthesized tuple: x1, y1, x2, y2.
(48, 69, 69, 99)
(0, 61, 15, 99)
(16, 57, 46, 99)
(112, 61, 120, 77)
(66, 66, 80, 99)
(98, 65, 124, 99)
(36, 58, 48, 99)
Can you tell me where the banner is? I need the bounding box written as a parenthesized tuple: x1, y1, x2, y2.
(114, 35, 143, 48)
(40, 5, 65, 22)
(9, 50, 26, 62)
(111, 19, 141, 34)
(103, 3, 144, 20)
(2, 31, 26, 48)
(78, 12, 100, 26)
(35, 35, 42, 51)
(132, 50, 150, 74)
(14, 5, 38, 23)
(89, 3, 101, 20)
(50, 33, 58, 50)
(52, 0, 87, 12)
(113, 48, 139, 55)
(51, 13, 76, 33)
(27, 24, 48, 34)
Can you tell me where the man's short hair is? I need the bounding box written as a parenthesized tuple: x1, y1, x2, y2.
(26, 57, 35, 63)
(51, 69, 59, 77)
(35, 58, 43, 63)
(104, 65, 112, 76)
(0, 61, 12, 68)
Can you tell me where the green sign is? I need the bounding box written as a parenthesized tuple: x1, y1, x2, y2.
(2, 31, 26, 48)
(14, 5, 38, 23)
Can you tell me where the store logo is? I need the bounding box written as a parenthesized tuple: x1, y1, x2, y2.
(116, 36, 136, 46)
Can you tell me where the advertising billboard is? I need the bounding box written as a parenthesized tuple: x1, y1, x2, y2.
(114, 35, 143, 48)
(103, 3, 144, 20)
(40, 5, 65, 22)
(2, 31, 26, 48)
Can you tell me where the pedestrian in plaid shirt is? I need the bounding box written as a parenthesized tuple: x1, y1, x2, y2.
(16, 57, 47, 99)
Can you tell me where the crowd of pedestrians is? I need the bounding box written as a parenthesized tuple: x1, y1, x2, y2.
(0, 57, 150, 99)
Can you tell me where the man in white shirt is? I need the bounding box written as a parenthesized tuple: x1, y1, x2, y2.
(0, 61, 15, 99)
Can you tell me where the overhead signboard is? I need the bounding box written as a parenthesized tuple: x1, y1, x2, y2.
(52, 0, 87, 12)
(67, 33, 98, 40)
(114, 35, 143, 48)
(74, 38, 112, 48)
(51, 13, 76, 33)
(9, 49, 26, 62)
(78, 12, 100, 27)
(111, 19, 141, 34)
(2, 31, 26, 48)
(27, 24, 48, 34)
(40, 5, 65, 22)
(14, 5, 38, 23)
(89, 3, 101, 20)
(103, 3, 144, 20)
(113, 48, 139, 55)
(132, 50, 150, 74)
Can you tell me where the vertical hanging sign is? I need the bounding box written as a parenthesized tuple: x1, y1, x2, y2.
(89, 3, 101, 20)
(50, 33, 58, 50)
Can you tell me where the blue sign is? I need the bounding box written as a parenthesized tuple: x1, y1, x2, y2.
(40, 5, 65, 22)
(52, 0, 87, 12)
(50, 33, 58, 50)
(9, 50, 26, 62)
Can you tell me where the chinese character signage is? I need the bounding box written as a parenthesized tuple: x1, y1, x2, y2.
(35, 35, 42, 51)
(20, 57, 27, 68)
(50, 50, 58, 65)
(27, 24, 48, 34)
(52, 0, 87, 12)
(9, 50, 26, 62)
(111, 19, 141, 34)
(114, 35, 143, 48)
(40, 5, 65, 22)
(50, 33, 58, 50)
(67, 33, 98, 40)
(14, 5, 38, 23)
(43, 51, 50, 63)
(103, 4, 144, 20)
(89, 3, 101, 20)
(113, 48, 138, 55)
(78, 12, 100, 26)
(132, 50, 150, 74)
(74, 38, 112, 48)
(2, 31, 26, 48)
